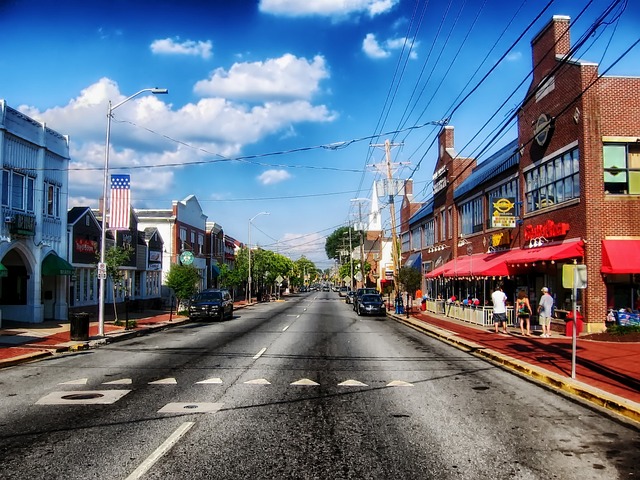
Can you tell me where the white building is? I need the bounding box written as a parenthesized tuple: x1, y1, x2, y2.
(0, 100, 72, 324)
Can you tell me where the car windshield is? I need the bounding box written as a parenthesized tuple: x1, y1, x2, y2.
(195, 292, 222, 302)
(361, 294, 382, 302)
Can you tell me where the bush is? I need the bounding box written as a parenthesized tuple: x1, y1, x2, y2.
(607, 324, 640, 335)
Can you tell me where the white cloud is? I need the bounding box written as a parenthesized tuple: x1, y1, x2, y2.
(259, 0, 398, 18)
(194, 54, 329, 101)
(279, 232, 327, 262)
(19, 75, 336, 208)
(150, 37, 213, 59)
(258, 169, 291, 185)
(362, 33, 417, 60)
(506, 51, 522, 62)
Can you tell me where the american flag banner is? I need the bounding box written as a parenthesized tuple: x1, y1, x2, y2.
(109, 174, 131, 230)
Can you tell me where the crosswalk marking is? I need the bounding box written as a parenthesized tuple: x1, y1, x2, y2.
(244, 378, 271, 385)
(338, 380, 368, 387)
(387, 380, 414, 387)
(158, 402, 224, 414)
(59, 378, 88, 385)
(103, 378, 133, 385)
(291, 378, 319, 386)
(196, 377, 223, 384)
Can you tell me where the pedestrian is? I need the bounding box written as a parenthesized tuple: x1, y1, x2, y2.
(537, 287, 554, 338)
(516, 289, 532, 336)
(491, 284, 509, 334)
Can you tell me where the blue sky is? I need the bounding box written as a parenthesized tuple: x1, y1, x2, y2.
(1, 0, 638, 268)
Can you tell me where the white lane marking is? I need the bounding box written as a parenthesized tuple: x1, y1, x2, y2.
(286, 315, 298, 317)
(59, 378, 88, 385)
(149, 378, 177, 385)
(386, 380, 414, 387)
(158, 402, 224, 414)
(36, 390, 130, 405)
(244, 378, 271, 385)
(125, 421, 195, 480)
(102, 378, 132, 385)
(282, 325, 290, 332)
(291, 378, 319, 386)
(338, 380, 368, 387)
(253, 347, 267, 359)
(196, 377, 223, 384)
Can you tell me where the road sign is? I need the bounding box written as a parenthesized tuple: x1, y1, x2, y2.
(97, 262, 107, 280)
(275, 275, 283, 284)
(562, 264, 587, 289)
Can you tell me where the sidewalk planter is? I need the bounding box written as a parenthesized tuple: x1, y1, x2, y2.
(69, 313, 90, 341)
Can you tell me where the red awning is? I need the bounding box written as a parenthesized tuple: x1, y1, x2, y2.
(426, 251, 512, 278)
(505, 239, 584, 266)
(602, 239, 640, 274)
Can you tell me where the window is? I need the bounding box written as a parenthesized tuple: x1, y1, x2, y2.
(460, 197, 483, 235)
(44, 182, 60, 217)
(423, 219, 435, 247)
(525, 147, 579, 212)
(401, 231, 410, 254)
(447, 207, 453, 239)
(2, 170, 36, 212)
(410, 227, 421, 251)
(439, 210, 446, 242)
(604, 143, 640, 195)
(198, 233, 204, 254)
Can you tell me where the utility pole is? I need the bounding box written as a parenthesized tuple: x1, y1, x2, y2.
(351, 198, 370, 288)
(371, 140, 404, 294)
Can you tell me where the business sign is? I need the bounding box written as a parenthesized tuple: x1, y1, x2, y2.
(75, 238, 97, 254)
(432, 165, 448, 195)
(491, 197, 516, 228)
(524, 220, 569, 241)
(9, 213, 36, 236)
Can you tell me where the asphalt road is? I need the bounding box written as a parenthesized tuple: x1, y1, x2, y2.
(0, 291, 638, 479)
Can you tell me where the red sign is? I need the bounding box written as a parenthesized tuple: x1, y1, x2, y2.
(75, 238, 97, 254)
(524, 220, 569, 241)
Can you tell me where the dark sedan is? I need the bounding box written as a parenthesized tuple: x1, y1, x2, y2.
(356, 293, 386, 316)
(188, 289, 233, 321)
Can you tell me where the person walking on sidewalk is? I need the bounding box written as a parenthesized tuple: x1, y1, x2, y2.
(538, 287, 554, 338)
(492, 284, 509, 334)
(516, 289, 532, 336)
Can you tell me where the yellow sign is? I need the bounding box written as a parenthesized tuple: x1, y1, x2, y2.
(492, 197, 516, 228)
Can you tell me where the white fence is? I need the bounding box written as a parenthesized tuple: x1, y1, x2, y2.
(425, 300, 516, 327)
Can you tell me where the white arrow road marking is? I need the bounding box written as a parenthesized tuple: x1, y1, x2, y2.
(253, 347, 267, 359)
(149, 378, 177, 385)
(386, 380, 414, 387)
(244, 378, 271, 385)
(125, 422, 195, 480)
(102, 378, 132, 385)
(291, 378, 319, 386)
(59, 378, 88, 385)
(158, 402, 224, 414)
(196, 377, 223, 384)
(338, 380, 368, 387)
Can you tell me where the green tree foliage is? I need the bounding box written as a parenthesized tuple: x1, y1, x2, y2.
(165, 263, 201, 310)
(291, 256, 317, 286)
(398, 266, 422, 296)
(325, 226, 360, 260)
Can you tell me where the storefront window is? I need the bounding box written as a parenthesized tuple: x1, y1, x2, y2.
(460, 196, 483, 235)
(525, 146, 580, 212)
(423, 219, 435, 247)
(604, 143, 640, 195)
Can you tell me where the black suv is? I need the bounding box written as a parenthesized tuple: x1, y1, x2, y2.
(352, 288, 379, 311)
(188, 289, 233, 321)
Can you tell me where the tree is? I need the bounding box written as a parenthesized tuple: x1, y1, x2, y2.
(165, 263, 201, 312)
(101, 245, 133, 322)
(291, 256, 316, 286)
(325, 226, 359, 261)
(398, 266, 422, 297)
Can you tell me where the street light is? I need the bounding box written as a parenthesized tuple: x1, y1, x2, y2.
(248, 211, 270, 304)
(98, 88, 168, 337)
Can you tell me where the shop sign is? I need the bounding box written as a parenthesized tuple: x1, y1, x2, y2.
(524, 220, 569, 241)
(149, 250, 162, 262)
(9, 213, 35, 236)
(75, 238, 97, 254)
(491, 232, 510, 248)
(385, 269, 394, 279)
(432, 165, 448, 195)
(491, 197, 516, 228)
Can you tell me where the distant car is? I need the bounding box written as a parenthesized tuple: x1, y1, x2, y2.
(322, 285, 330, 291)
(338, 286, 350, 297)
(188, 289, 233, 321)
(353, 288, 379, 311)
(356, 293, 386, 316)
(345, 291, 355, 304)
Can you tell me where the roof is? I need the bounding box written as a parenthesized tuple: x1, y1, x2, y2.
(67, 206, 90, 225)
(410, 197, 434, 225)
(453, 140, 520, 200)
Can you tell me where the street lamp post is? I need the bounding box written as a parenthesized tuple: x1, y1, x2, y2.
(98, 88, 168, 337)
(247, 212, 269, 305)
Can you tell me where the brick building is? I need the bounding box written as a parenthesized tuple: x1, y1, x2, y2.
(403, 15, 640, 332)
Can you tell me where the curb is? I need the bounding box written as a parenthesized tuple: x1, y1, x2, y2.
(388, 312, 640, 425)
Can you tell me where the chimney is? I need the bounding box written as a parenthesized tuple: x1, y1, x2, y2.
(531, 15, 571, 84)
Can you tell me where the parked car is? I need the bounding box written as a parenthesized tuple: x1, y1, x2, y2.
(345, 291, 355, 304)
(356, 293, 386, 316)
(188, 289, 233, 321)
(353, 288, 379, 311)
(338, 286, 350, 297)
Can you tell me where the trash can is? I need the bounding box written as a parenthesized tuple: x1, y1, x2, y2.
(564, 311, 583, 337)
(421, 298, 427, 311)
(69, 313, 90, 341)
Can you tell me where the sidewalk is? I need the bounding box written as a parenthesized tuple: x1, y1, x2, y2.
(1, 300, 638, 424)
(389, 309, 640, 424)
